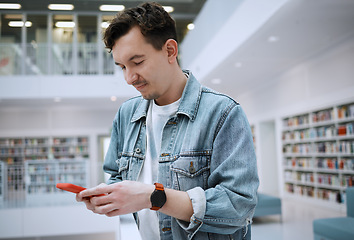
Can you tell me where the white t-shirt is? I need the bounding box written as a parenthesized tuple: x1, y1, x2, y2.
(137, 98, 180, 240)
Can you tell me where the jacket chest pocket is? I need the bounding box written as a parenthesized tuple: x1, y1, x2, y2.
(170, 155, 210, 191)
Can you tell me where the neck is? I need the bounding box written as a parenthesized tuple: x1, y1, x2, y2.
(155, 67, 187, 106)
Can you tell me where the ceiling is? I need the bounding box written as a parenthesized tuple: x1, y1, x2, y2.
(200, 0, 354, 98)
(0, 0, 206, 43)
(2, 0, 204, 13)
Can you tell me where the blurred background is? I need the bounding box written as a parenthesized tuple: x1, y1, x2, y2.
(0, 0, 354, 239)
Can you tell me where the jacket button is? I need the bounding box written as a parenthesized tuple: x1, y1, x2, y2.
(189, 161, 196, 174)
(135, 148, 141, 154)
(161, 227, 171, 232)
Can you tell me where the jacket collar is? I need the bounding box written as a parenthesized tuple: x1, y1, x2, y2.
(131, 70, 201, 122)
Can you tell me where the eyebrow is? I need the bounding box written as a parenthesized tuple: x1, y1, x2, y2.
(115, 54, 145, 66)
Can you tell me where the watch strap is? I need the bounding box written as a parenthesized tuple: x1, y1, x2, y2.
(150, 183, 166, 211)
(154, 183, 164, 191)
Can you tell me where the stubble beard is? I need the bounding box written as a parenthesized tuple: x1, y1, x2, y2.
(141, 92, 160, 101)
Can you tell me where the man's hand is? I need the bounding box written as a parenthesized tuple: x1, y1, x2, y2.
(77, 181, 194, 222)
(76, 181, 154, 217)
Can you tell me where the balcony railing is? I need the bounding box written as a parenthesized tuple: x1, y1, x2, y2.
(0, 43, 115, 76)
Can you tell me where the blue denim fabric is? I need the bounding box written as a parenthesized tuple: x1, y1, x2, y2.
(103, 70, 259, 240)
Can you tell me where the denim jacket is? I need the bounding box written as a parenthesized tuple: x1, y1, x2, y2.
(103, 70, 259, 240)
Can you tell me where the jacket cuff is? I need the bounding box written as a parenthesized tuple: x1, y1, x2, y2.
(176, 187, 206, 237)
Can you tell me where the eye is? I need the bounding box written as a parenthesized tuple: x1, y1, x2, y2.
(119, 65, 126, 70)
(135, 60, 144, 66)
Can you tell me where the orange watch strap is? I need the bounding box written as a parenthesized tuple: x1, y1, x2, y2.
(154, 182, 164, 191)
(150, 206, 160, 211)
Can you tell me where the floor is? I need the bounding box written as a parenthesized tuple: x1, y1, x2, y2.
(0, 198, 346, 240)
(252, 198, 345, 240)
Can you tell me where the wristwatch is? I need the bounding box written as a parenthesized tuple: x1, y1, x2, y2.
(150, 183, 167, 211)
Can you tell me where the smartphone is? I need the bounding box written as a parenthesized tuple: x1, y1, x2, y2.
(56, 183, 86, 194)
(56, 183, 105, 197)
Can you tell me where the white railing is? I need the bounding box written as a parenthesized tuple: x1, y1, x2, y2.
(0, 159, 96, 209)
(51, 43, 74, 75)
(0, 44, 22, 75)
(0, 164, 26, 208)
(0, 43, 115, 76)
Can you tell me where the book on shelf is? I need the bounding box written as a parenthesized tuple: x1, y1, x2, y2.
(338, 125, 347, 136)
(312, 109, 334, 123)
(350, 104, 354, 117)
(284, 115, 310, 128)
(338, 104, 354, 119)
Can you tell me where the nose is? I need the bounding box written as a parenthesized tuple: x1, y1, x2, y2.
(125, 68, 138, 85)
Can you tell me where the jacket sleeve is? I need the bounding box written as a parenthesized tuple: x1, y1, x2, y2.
(177, 103, 259, 236)
(103, 109, 123, 184)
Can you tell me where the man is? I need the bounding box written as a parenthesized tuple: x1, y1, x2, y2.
(77, 2, 259, 240)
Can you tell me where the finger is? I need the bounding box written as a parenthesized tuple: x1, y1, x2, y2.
(76, 192, 88, 201)
(76, 193, 82, 202)
(93, 203, 117, 215)
(90, 195, 111, 206)
(85, 202, 95, 211)
(78, 197, 93, 210)
(80, 185, 107, 198)
(105, 209, 121, 217)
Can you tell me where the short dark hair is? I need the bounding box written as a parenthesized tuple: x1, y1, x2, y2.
(104, 2, 178, 52)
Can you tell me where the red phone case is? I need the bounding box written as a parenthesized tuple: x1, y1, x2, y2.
(56, 183, 86, 193)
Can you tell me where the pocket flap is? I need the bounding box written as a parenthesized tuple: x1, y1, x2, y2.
(170, 156, 209, 178)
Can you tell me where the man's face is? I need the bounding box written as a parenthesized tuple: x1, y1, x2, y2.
(112, 26, 173, 104)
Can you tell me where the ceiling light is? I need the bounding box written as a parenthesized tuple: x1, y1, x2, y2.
(101, 22, 110, 28)
(163, 6, 174, 13)
(0, 3, 21, 9)
(268, 36, 280, 43)
(48, 4, 74, 11)
(99, 5, 125, 12)
(187, 23, 195, 30)
(110, 96, 117, 102)
(211, 78, 221, 85)
(8, 21, 32, 27)
(55, 21, 75, 28)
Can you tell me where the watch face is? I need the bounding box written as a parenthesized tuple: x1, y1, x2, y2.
(151, 189, 167, 208)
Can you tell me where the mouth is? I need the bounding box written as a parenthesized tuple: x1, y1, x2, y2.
(133, 82, 148, 91)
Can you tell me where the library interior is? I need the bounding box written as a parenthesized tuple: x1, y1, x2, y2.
(1, 0, 354, 240)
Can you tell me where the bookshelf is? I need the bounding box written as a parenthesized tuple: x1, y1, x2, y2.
(50, 137, 89, 159)
(0, 136, 90, 205)
(0, 136, 89, 164)
(282, 102, 354, 209)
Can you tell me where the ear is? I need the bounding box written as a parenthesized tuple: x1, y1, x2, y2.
(165, 39, 178, 64)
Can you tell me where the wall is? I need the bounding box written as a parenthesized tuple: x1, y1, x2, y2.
(258, 120, 279, 195)
(241, 35, 354, 122)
